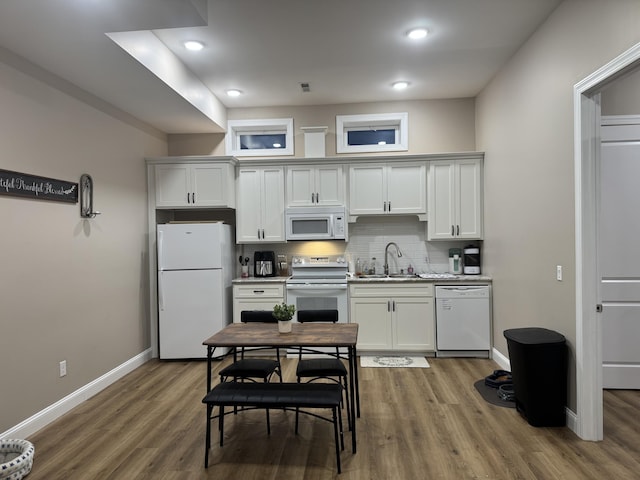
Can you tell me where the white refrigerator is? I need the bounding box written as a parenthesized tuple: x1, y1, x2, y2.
(157, 223, 233, 359)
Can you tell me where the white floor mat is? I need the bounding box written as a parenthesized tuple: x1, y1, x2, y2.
(360, 356, 430, 368)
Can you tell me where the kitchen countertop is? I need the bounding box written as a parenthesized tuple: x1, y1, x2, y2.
(232, 276, 289, 284)
(348, 274, 491, 283)
(233, 275, 491, 284)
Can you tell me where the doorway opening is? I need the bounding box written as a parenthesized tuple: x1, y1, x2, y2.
(575, 42, 640, 441)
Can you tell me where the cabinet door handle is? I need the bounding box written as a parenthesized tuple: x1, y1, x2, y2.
(388, 202, 391, 212)
(451, 225, 455, 236)
(187, 192, 191, 204)
(253, 290, 265, 294)
(311, 193, 315, 203)
(392, 300, 396, 311)
(387, 300, 391, 312)
(316, 192, 319, 203)
(193, 192, 196, 204)
(261, 229, 265, 239)
(383, 201, 387, 212)
(456, 225, 460, 236)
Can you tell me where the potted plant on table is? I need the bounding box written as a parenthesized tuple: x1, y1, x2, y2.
(273, 302, 296, 333)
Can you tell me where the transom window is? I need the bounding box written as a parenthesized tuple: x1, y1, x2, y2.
(336, 113, 408, 153)
(239, 133, 286, 150)
(226, 118, 294, 156)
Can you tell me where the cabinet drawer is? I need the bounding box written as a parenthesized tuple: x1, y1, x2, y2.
(349, 283, 433, 298)
(234, 284, 285, 298)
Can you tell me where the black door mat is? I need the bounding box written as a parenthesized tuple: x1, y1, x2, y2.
(474, 379, 516, 408)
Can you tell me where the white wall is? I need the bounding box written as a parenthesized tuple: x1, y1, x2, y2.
(602, 67, 640, 115)
(0, 51, 167, 433)
(168, 98, 476, 157)
(476, 0, 640, 410)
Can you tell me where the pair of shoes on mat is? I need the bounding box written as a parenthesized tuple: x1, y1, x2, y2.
(497, 383, 515, 401)
(484, 369, 512, 388)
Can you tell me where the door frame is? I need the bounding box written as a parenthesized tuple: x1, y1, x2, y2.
(574, 42, 640, 441)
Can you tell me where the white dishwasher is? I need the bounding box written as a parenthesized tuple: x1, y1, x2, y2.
(435, 285, 491, 358)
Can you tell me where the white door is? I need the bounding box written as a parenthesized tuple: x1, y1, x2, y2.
(191, 164, 227, 206)
(349, 164, 386, 215)
(155, 164, 190, 207)
(158, 269, 223, 359)
(386, 163, 426, 214)
(316, 165, 344, 206)
(457, 159, 483, 239)
(428, 161, 456, 239)
(236, 168, 263, 242)
(157, 223, 222, 270)
(600, 118, 640, 389)
(261, 167, 285, 242)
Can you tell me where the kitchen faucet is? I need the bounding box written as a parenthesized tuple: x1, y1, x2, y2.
(384, 242, 403, 275)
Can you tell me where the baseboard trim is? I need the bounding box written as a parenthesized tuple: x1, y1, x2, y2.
(1, 348, 152, 440)
(492, 347, 510, 371)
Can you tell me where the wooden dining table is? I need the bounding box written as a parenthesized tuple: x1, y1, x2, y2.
(203, 322, 360, 453)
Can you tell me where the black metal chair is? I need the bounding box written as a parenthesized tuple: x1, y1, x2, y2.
(217, 310, 283, 425)
(294, 309, 351, 432)
(219, 310, 283, 384)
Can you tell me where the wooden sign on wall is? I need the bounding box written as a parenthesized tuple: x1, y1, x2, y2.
(0, 169, 78, 203)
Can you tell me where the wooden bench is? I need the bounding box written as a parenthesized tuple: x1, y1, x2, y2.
(203, 382, 344, 473)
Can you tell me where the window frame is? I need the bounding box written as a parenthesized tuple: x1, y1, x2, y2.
(226, 118, 294, 157)
(336, 112, 408, 153)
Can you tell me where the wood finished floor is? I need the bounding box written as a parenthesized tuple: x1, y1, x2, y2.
(25, 357, 640, 479)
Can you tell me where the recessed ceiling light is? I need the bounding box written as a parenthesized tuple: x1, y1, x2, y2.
(226, 89, 242, 97)
(392, 81, 409, 90)
(184, 40, 204, 51)
(407, 28, 428, 40)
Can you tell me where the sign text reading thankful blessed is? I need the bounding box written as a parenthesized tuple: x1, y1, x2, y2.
(0, 169, 78, 203)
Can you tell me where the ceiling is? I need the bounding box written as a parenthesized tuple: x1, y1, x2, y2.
(0, 0, 562, 134)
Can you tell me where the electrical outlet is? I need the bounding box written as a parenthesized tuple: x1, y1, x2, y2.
(556, 265, 563, 281)
(59, 360, 67, 377)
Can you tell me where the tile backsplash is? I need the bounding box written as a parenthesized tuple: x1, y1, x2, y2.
(236, 216, 477, 276)
(343, 216, 470, 274)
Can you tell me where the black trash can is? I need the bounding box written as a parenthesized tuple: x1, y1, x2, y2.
(503, 327, 567, 427)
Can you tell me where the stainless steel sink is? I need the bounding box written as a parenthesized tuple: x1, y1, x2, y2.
(388, 274, 419, 278)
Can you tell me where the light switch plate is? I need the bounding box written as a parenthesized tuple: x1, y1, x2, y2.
(556, 265, 563, 281)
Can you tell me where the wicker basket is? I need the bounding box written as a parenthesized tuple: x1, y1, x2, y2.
(0, 439, 35, 480)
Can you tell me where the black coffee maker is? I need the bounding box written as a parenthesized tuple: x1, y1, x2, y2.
(463, 245, 481, 275)
(254, 251, 276, 277)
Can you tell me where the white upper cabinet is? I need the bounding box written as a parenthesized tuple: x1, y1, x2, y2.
(349, 162, 426, 217)
(236, 166, 285, 243)
(154, 162, 235, 208)
(286, 165, 344, 207)
(428, 158, 483, 240)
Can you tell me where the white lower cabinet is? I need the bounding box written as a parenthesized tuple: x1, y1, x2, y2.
(349, 283, 434, 352)
(232, 283, 285, 323)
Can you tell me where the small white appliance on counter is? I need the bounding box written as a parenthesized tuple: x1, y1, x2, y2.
(157, 223, 233, 359)
(435, 285, 491, 357)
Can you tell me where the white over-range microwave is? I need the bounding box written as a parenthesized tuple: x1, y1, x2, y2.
(285, 206, 348, 241)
